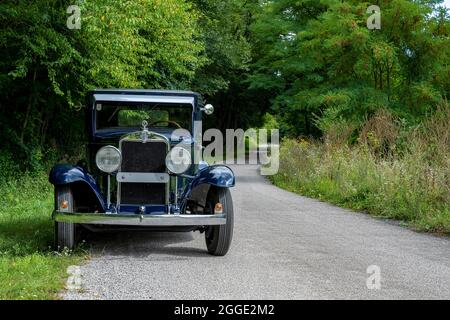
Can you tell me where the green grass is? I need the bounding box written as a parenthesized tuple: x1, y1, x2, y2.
(269, 138, 449, 235)
(0, 169, 83, 300)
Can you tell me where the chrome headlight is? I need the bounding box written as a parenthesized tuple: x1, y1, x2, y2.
(96, 146, 121, 173)
(165, 146, 191, 174)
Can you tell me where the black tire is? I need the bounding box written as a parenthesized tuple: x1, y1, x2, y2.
(205, 187, 234, 256)
(54, 185, 76, 250)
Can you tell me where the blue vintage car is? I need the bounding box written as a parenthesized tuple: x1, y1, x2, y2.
(49, 89, 235, 256)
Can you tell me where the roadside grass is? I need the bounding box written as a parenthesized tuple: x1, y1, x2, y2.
(269, 108, 449, 235)
(0, 164, 83, 299)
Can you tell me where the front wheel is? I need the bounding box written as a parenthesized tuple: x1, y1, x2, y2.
(205, 188, 234, 256)
(54, 185, 76, 250)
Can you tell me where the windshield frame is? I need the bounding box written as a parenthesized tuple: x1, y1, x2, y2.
(93, 101, 195, 135)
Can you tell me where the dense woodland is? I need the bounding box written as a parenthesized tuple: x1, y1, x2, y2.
(0, 0, 449, 168)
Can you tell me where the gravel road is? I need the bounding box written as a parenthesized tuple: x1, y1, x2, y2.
(64, 164, 450, 300)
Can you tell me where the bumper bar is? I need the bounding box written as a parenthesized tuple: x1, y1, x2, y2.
(53, 211, 226, 226)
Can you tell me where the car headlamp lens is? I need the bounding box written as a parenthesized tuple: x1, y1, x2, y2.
(96, 146, 121, 173)
(166, 147, 191, 174)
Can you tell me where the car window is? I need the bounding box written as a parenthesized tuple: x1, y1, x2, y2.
(96, 102, 192, 131)
(118, 110, 169, 127)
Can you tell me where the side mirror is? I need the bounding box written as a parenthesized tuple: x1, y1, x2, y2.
(201, 104, 214, 115)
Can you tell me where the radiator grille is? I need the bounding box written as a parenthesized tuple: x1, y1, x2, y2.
(121, 140, 166, 172)
(119, 139, 168, 205)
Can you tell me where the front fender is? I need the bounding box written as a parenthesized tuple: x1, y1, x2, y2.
(190, 165, 235, 190)
(180, 165, 235, 208)
(49, 164, 106, 211)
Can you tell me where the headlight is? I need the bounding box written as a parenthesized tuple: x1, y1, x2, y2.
(96, 146, 121, 173)
(165, 146, 191, 174)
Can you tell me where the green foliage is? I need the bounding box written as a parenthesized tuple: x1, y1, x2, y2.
(260, 113, 279, 130)
(0, 253, 80, 299)
(191, 0, 259, 131)
(118, 110, 168, 126)
(0, 1, 84, 168)
(191, 0, 253, 96)
(81, 0, 205, 89)
(0, 156, 82, 299)
(248, 0, 450, 137)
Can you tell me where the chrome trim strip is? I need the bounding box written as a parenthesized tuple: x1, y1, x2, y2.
(53, 211, 226, 226)
(116, 172, 169, 183)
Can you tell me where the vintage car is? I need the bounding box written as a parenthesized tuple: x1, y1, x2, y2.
(49, 89, 235, 256)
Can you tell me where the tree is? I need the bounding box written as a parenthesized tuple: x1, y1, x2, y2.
(190, 0, 260, 131)
(247, 0, 449, 137)
(81, 0, 205, 89)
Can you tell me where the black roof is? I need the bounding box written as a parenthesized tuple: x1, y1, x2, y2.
(89, 88, 199, 97)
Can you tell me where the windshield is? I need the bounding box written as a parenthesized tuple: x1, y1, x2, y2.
(95, 102, 192, 131)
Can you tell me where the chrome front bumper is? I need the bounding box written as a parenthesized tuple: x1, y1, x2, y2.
(53, 211, 226, 226)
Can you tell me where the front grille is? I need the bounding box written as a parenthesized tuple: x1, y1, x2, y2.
(121, 140, 166, 172)
(119, 139, 168, 205)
